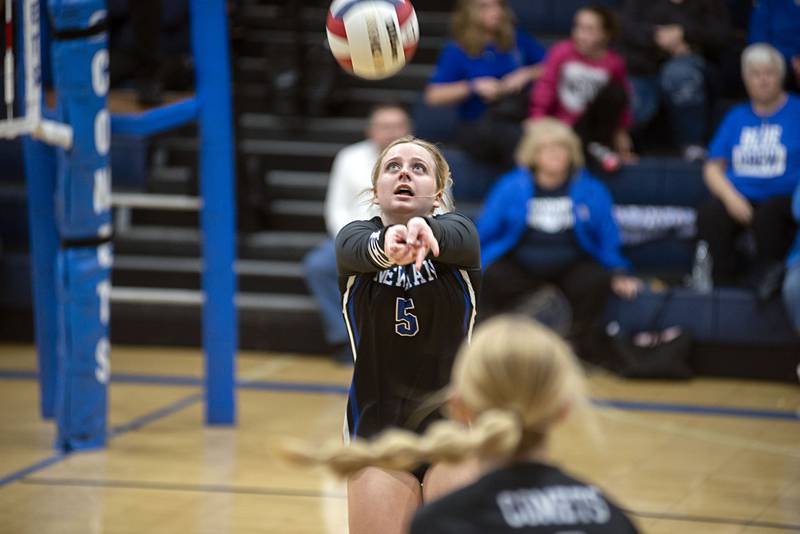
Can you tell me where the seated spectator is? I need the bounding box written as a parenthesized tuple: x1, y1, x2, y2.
(424, 0, 546, 169)
(286, 316, 640, 533)
(698, 43, 800, 291)
(783, 183, 800, 333)
(530, 5, 635, 174)
(749, 0, 800, 92)
(303, 104, 411, 364)
(619, 0, 733, 161)
(478, 118, 641, 358)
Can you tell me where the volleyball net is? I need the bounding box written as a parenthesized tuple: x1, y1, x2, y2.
(1, 0, 238, 452)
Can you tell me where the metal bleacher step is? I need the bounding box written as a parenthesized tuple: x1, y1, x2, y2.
(239, 113, 365, 144)
(240, 138, 344, 172)
(265, 170, 328, 201)
(158, 136, 344, 173)
(111, 286, 316, 311)
(110, 287, 326, 353)
(112, 255, 308, 294)
(235, 56, 270, 85)
(147, 166, 194, 195)
(113, 227, 326, 262)
(268, 199, 326, 232)
(340, 88, 419, 115)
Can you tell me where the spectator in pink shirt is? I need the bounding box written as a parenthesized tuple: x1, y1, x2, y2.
(529, 5, 635, 173)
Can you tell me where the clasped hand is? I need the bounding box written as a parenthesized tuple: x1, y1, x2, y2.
(384, 217, 441, 270)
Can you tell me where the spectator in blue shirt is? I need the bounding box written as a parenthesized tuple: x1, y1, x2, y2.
(478, 118, 641, 358)
(782, 183, 800, 333)
(698, 43, 800, 290)
(749, 0, 800, 91)
(424, 0, 546, 169)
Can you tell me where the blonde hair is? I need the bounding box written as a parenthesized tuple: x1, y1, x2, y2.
(516, 118, 585, 173)
(742, 43, 786, 81)
(452, 0, 516, 57)
(282, 316, 588, 477)
(369, 135, 455, 213)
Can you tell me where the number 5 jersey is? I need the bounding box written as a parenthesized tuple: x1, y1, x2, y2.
(336, 213, 482, 441)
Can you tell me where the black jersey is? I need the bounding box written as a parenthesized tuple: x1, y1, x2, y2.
(410, 462, 639, 534)
(336, 213, 481, 441)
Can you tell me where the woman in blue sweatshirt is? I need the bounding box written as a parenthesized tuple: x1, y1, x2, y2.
(477, 118, 641, 353)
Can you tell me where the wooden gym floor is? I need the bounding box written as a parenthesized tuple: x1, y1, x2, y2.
(0, 343, 797, 533)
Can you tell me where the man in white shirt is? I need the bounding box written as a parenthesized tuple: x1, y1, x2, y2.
(304, 104, 411, 363)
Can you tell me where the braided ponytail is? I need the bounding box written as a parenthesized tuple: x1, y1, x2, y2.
(281, 410, 524, 478)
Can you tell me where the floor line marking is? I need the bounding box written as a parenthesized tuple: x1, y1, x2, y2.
(2, 369, 798, 423)
(18, 477, 800, 531)
(627, 509, 800, 531)
(598, 408, 800, 458)
(0, 392, 202, 488)
(21, 476, 346, 499)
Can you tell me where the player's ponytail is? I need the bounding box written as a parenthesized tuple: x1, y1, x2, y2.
(280, 409, 523, 478)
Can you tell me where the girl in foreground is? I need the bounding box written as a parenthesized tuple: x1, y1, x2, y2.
(288, 316, 639, 533)
(335, 136, 481, 533)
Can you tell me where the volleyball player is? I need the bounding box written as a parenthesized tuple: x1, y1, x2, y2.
(287, 315, 639, 533)
(335, 136, 481, 534)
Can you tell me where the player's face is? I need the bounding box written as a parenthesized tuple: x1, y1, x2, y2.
(534, 141, 571, 188)
(744, 63, 783, 105)
(572, 10, 607, 55)
(374, 143, 440, 221)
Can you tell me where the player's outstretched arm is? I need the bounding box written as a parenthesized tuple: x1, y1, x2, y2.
(424, 212, 481, 269)
(335, 219, 395, 275)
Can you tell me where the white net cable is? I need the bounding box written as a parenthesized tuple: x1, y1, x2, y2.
(0, 0, 71, 148)
(5, 0, 14, 119)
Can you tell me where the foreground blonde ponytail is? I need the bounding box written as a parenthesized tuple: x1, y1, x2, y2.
(281, 409, 521, 478)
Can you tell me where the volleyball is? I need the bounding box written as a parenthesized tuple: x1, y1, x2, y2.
(326, 0, 419, 80)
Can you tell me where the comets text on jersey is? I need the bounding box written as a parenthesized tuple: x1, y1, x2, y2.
(496, 485, 611, 528)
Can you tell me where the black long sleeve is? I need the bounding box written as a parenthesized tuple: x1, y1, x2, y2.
(425, 212, 481, 270)
(336, 213, 481, 276)
(336, 218, 392, 275)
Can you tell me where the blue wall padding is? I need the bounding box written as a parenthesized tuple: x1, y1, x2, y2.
(48, 0, 112, 450)
(50, 30, 111, 239)
(54, 244, 111, 451)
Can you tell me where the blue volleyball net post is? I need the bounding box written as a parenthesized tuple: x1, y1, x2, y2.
(19, 0, 237, 451)
(107, 0, 240, 427)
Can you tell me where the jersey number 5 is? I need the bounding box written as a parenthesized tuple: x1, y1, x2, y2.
(395, 297, 419, 336)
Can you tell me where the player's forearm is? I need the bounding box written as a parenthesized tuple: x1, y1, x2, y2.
(426, 213, 481, 269)
(336, 222, 392, 274)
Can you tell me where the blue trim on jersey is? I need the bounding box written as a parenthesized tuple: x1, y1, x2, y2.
(346, 277, 363, 348)
(345, 276, 363, 439)
(453, 270, 472, 334)
(348, 379, 361, 440)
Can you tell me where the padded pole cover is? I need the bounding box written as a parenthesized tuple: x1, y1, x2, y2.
(48, 0, 112, 451)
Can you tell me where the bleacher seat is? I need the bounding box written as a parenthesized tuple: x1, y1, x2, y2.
(606, 288, 800, 382)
